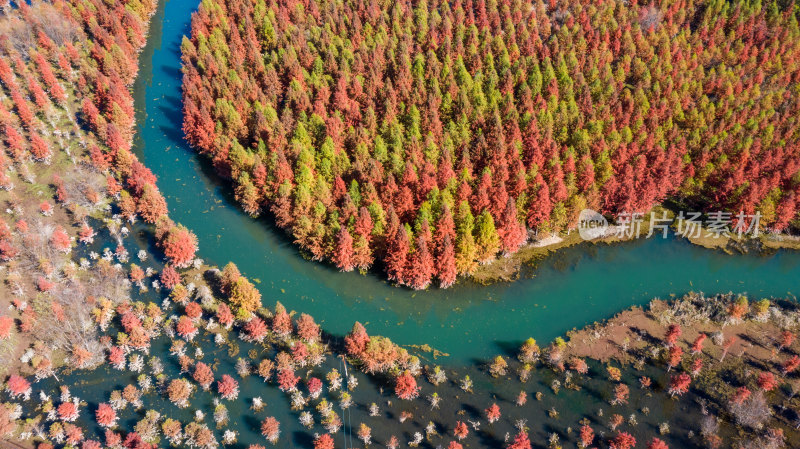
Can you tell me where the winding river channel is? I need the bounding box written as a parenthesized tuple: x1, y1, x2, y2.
(131, 0, 800, 365)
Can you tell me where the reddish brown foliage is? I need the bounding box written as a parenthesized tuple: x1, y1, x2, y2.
(665, 324, 681, 347)
(344, 322, 369, 357)
(95, 403, 116, 428)
(277, 368, 299, 392)
(668, 373, 691, 397)
(193, 362, 215, 390)
(647, 438, 669, 449)
(244, 317, 268, 342)
(757, 372, 778, 391)
(507, 431, 531, 449)
(313, 434, 334, 449)
(217, 374, 239, 399)
(394, 370, 419, 400)
(295, 313, 320, 343)
(175, 316, 198, 341)
(610, 432, 636, 449)
(159, 225, 197, 268)
(5, 374, 31, 398)
(453, 421, 468, 440)
(485, 403, 501, 423)
(0, 316, 12, 339)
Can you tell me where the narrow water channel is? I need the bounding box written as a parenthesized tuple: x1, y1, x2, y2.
(132, 0, 800, 365)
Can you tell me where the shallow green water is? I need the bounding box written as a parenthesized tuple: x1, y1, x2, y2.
(132, 0, 800, 365)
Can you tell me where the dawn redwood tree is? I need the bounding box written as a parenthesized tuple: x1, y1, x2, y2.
(757, 372, 778, 391)
(128, 264, 145, 283)
(0, 315, 12, 339)
(159, 225, 197, 268)
(395, 370, 420, 400)
(277, 368, 299, 392)
(690, 358, 703, 377)
(453, 421, 468, 440)
(193, 362, 214, 390)
(81, 440, 101, 449)
(647, 438, 669, 449)
(613, 384, 630, 405)
(215, 303, 234, 328)
(107, 347, 125, 369)
(95, 403, 117, 428)
(160, 265, 181, 289)
(668, 373, 691, 397)
(11, 90, 33, 129)
(498, 198, 526, 253)
(50, 227, 71, 253)
(691, 334, 706, 355)
(730, 386, 752, 406)
(516, 391, 527, 406)
(475, 210, 500, 262)
(385, 225, 410, 284)
(507, 431, 531, 449)
(57, 401, 79, 421)
(485, 403, 501, 423)
(260, 417, 280, 444)
(579, 424, 594, 448)
(217, 375, 239, 400)
(271, 302, 292, 338)
(296, 313, 320, 343)
(175, 316, 198, 341)
(257, 359, 275, 382)
(436, 234, 457, 288)
(184, 302, 202, 319)
(332, 226, 355, 271)
(526, 176, 552, 229)
(64, 423, 83, 445)
(5, 375, 31, 400)
(167, 379, 194, 408)
(228, 276, 261, 319)
(783, 355, 800, 374)
(307, 377, 323, 399)
(357, 423, 372, 445)
(3, 125, 23, 158)
(408, 233, 434, 290)
(610, 432, 636, 449)
(667, 346, 683, 371)
(136, 184, 168, 223)
(291, 342, 309, 364)
(664, 324, 681, 347)
(313, 434, 334, 449)
(779, 330, 794, 351)
(244, 317, 268, 342)
(219, 262, 241, 295)
(345, 322, 369, 357)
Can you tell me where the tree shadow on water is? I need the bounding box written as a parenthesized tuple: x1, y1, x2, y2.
(493, 340, 524, 358)
(291, 430, 315, 447)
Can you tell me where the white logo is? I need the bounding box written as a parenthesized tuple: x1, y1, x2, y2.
(578, 209, 608, 240)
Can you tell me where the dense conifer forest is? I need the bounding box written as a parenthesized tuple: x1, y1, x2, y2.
(182, 0, 800, 287)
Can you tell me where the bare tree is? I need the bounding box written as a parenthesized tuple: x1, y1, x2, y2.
(729, 390, 771, 430)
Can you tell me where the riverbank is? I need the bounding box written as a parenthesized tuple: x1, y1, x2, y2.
(561, 293, 792, 363)
(473, 205, 800, 284)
